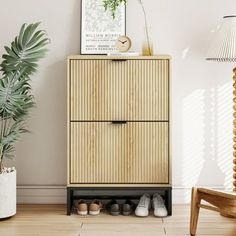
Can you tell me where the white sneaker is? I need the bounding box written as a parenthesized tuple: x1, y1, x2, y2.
(135, 193, 151, 217)
(152, 193, 168, 217)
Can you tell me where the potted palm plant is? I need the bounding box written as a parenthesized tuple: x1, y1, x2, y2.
(0, 23, 49, 219)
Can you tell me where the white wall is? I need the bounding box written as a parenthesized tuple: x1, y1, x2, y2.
(0, 0, 235, 203)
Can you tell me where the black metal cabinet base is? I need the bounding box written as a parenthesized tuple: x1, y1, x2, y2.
(67, 187, 172, 216)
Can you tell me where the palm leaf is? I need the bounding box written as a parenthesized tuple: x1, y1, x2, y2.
(2, 119, 28, 147)
(1, 119, 28, 160)
(0, 22, 49, 76)
(0, 72, 35, 120)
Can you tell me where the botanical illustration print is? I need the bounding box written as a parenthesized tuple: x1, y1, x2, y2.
(85, 0, 123, 32)
(81, 0, 125, 54)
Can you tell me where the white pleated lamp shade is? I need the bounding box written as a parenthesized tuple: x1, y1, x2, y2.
(206, 16, 236, 62)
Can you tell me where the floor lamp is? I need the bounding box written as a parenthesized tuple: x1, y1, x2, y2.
(206, 15, 236, 191)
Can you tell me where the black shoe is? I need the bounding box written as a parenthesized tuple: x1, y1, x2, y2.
(122, 200, 135, 216)
(107, 200, 120, 216)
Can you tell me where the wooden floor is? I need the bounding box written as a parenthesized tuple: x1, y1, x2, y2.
(0, 205, 236, 236)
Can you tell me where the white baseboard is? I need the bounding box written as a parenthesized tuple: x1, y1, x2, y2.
(17, 185, 226, 204)
(17, 185, 66, 204)
(172, 186, 226, 204)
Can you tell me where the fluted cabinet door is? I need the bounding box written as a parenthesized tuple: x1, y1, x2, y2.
(127, 60, 169, 121)
(70, 59, 169, 121)
(70, 60, 128, 121)
(70, 122, 169, 184)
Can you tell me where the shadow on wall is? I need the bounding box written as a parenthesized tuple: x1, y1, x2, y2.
(176, 22, 233, 202)
(196, 85, 232, 187)
(181, 83, 233, 191)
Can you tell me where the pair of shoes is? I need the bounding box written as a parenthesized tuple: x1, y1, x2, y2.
(74, 199, 102, 216)
(107, 200, 135, 216)
(135, 193, 168, 217)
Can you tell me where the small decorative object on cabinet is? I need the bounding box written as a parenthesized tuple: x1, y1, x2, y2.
(116, 35, 132, 52)
(139, 1, 153, 56)
(142, 26, 153, 56)
(67, 55, 172, 215)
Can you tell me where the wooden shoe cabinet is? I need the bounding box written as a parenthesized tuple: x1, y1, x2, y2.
(67, 56, 172, 215)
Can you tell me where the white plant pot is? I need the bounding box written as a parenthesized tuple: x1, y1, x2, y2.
(0, 170, 16, 218)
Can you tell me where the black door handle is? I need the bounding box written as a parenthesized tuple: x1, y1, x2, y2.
(111, 59, 127, 62)
(112, 121, 127, 124)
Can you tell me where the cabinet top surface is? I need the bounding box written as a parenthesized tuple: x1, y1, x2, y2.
(67, 55, 171, 60)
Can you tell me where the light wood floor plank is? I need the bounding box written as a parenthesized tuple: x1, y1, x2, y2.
(0, 204, 235, 236)
(80, 233, 165, 236)
(81, 223, 164, 231)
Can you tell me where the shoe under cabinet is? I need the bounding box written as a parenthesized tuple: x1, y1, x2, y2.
(67, 55, 172, 216)
(73, 193, 169, 217)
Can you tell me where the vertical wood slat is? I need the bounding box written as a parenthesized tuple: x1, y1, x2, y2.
(70, 122, 169, 184)
(70, 59, 169, 121)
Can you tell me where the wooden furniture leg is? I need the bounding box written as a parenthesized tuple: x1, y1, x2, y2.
(190, 188, 236, 235)
(190, 188, 201, 236)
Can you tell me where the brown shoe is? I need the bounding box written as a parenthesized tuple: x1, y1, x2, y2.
(74, 200, 88, 215)
(89, 200, 103, 216)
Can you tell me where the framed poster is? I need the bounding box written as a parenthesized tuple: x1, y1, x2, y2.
(81, 0, 126, 55)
